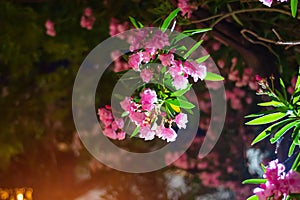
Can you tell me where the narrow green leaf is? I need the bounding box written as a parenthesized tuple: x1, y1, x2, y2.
(182, 28, 212, 35)
(121, 111, 129, 117)
(195, 55, 210, 64)
(171, 84, 192, 97)
(183, 40, 203, 59)
(204, 72, 224, 81)
(247, 195, 259, 200)
(258, 101, 284, 107)
(295, 67, 300, 90)
(280, 78, 287, 100)
(130, 125, 140, 138)
(292, 124, 300, 145)
(291, 0, 298, 18)
(261, 163, 266, 173)
(165, 98, 180, 106)
(177, 98, 195, 109)
(246, 112, 287, 125)
(245, 109, 287, 118)
(242, 179, 266, 184)
(270, 120, 299, 144)
(161, 8, 180, 32)
(292, 152, 300, 170)
(129, 16, 139, 29)
(288, 142, 296, 157)
(251, 119, 294, 145)
(138, 21, 144, 28)
(171, 33, 188, 44)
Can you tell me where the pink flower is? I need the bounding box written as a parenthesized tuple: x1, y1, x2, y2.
(159, 53, 174, 66)
(129, 111, 146, 126)
(140, 69, 153, 83)
(175, 113, 188, 129)
(120, 97, 132, 112)
(98, 107, 113, 127)
(184, 61, 207, 82)
(145, 30, 170, 53)
(128, 52, 143, 71)
(139, 124, 156, 140)
(80, 7, 96, 30)
(172, 75, 188, 90)
(117, 130, 126, 140)
(169, 60, 184, 78)
(252, 159, 300, 199)
(140, 88, 157, 111)
(178, 0, 193, 18)
(259, 0, 273, 7)
(156, 125, 177, 142)
(109, 18, 128, 39)
(103, 127, 117, 139)
(286, 170, 300, 193)
(45, 20, 56, 37)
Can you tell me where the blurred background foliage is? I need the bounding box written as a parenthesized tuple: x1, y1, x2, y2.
(0, 0, 300, 199)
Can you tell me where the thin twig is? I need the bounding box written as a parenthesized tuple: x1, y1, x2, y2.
(241, 29, 300, 47)
(191, 8, 300, 28)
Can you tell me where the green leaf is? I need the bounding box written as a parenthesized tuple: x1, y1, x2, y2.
(295, 67, 300, 90)
(171, 84, 192, 97)
(242, 179, 266, 184)
(251, 119, 294, 145)
(195, 55, 210, 64)
(288, 142, 296, 157)
(183, 40, 203, 59)
(257, 101, 284, 107)
(291, 0, 298, 18)
(177, 98, 195, 109)
(270, 120, 299, 144)
(292, 124, 300, 145)
(161, 8, 180, 32)
(121, 111, 129, 117)
(261, 163, 266, 173)
(204, 72, 224, 81)
(129, 16, 140, 29)
(246, 112, 287, 125)
(280, 78, 288, 100)
(171, 33, 189, 44)
(165, 98, 180, 106)
(130, 125, 140, 138)
(182, 28, 212, 35)
(292, 152, 300, 170)
(247, 195, 259, 200)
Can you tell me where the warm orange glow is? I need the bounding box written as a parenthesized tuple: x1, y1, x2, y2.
(17, 193, 23, 200)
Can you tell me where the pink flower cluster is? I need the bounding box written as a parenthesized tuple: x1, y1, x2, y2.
(177, 0, 193, 18)
(45, 20, 56, 37)
(259, 0, 287, 7)
(120, 88, 188, 142)
(127, 30, 207, 89)
(80, 7, 96, 30)
(109, 18, 129, 39)
(254, 159, 300, 200)
(98, 105, 125, 140)
(110, 50, 130, 72)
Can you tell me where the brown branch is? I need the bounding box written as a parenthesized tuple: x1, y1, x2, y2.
(241, 29, 300, 48)
(191, 8, 300, 28)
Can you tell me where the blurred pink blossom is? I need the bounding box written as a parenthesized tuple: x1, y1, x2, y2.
(80, 7, 96, 30)
(140, 69, 153, 83)
(177, 0, 193, 18)
(45, 20, 56, 37)
(175, 113, 188, 129)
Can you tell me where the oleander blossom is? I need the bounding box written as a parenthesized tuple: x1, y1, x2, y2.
(98, 106, 125, 140)
(45, 20, 56, 37)
(259, 0, 287, 7)
(177, 0, 193, 18)
(253, 159, 300, 200)
(80, 7, 96, 30)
